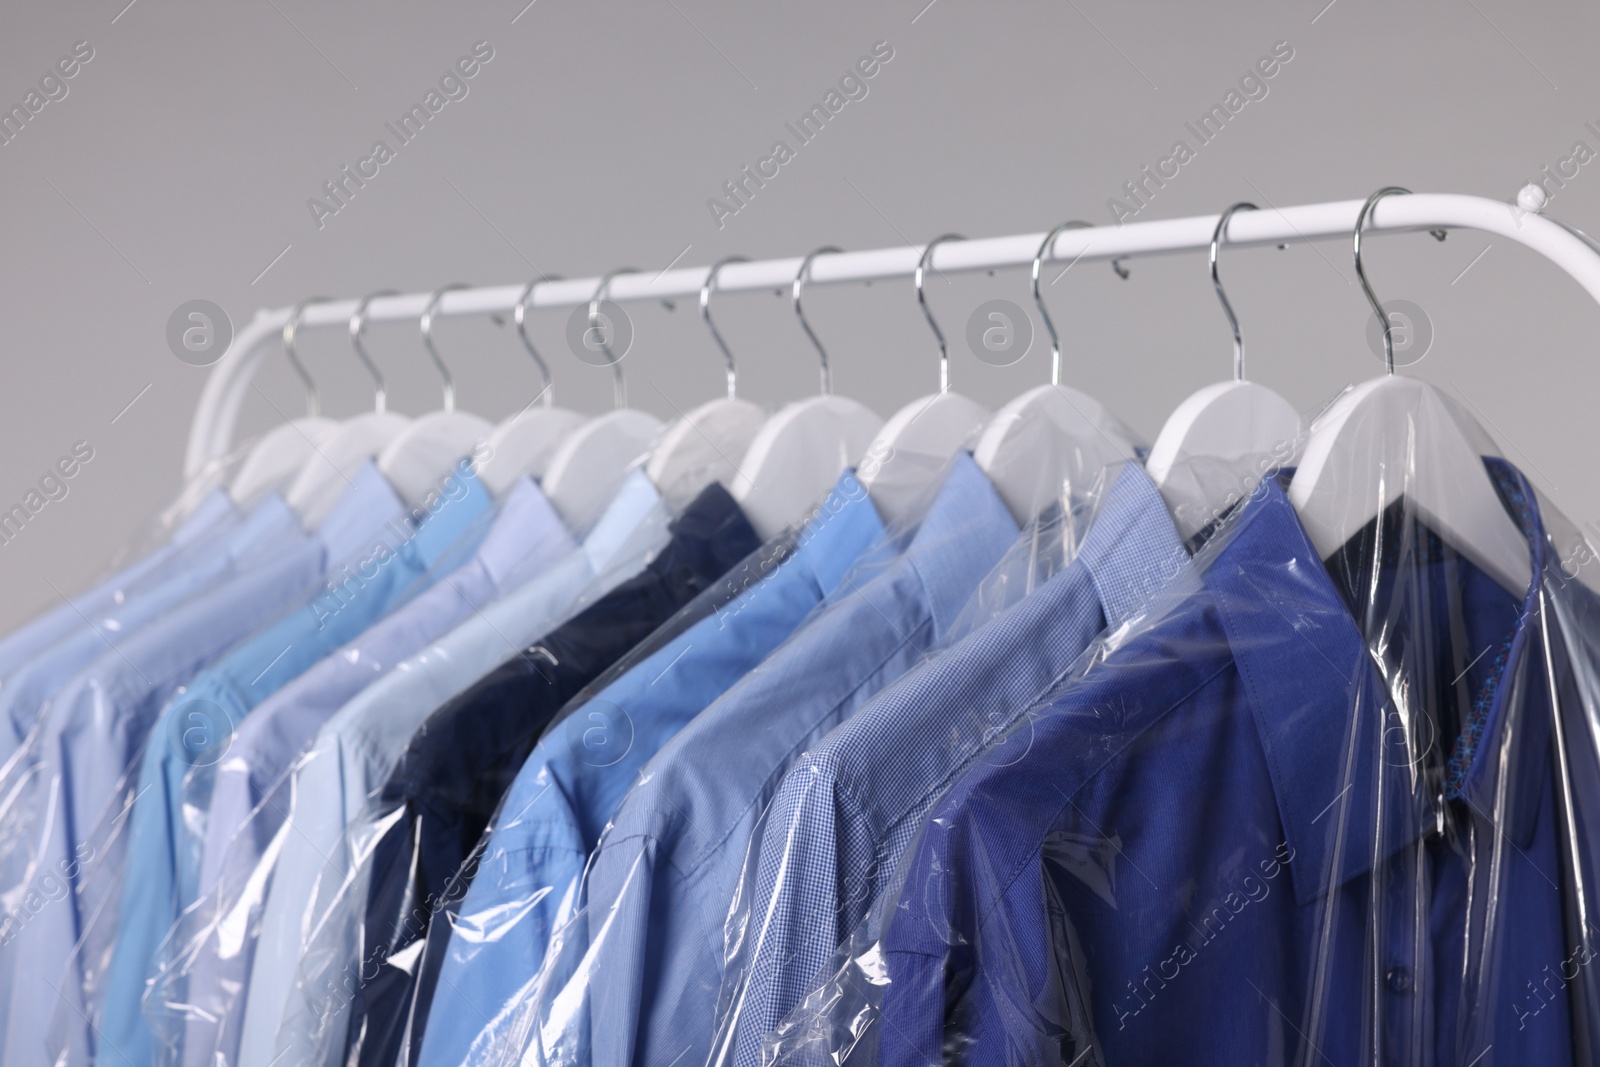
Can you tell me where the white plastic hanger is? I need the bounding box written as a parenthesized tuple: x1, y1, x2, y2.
(855, 234, 991, 525)
(644, 256, 765, 511)
(973, 220, 1143, 525)
(476, 275, 588, 495)
(541, 268, 664, 532)
(286, 290, 412, 528)
(229, 297, 340, 509)
(1146, 203, 1303, 540)
(733, 247, 883, 541)
(374, 284, 493, 506)
(1289, 186, 1532, 595)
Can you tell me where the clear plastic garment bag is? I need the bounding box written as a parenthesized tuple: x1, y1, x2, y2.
(755, 418, 1600, 1067)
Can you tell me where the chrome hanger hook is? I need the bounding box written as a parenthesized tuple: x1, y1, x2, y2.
(1353, 186, 1447, 375)
(916, 234, 966, 394)
(1031, 221, 1092, 386)
(590, 268, 640, 409)
(282, 296, 333, 417)
(514, 275, 561, 409)
(1211, 202, 1258, 382)
(700, 256, 749, 400)
(793, 246, 842, 396)
(349, 290, 399, 415)
(420, 283, 472, 412)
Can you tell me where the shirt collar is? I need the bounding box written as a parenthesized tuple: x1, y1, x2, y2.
(1210, 467, 1547, 906)
(400, 461, 494, 572)
(316, 460, 406, 567)
(581, 469, 668, 574)
(1202, 477, 1379, 905)
(171, 489, 236, 547)
(1075, 463, 1188, 630)
(787, 470, 886, 597)
(656, 479, 757, 571)
(475, 476, 576, 589)
(1446, 458, 1549, 823)
(227, 491, 303, 562)
(901, 452, 1018, 639)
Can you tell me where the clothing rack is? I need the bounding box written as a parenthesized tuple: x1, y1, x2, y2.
(187, 187, 1599, 480)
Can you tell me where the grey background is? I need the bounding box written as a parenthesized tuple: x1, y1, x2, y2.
(1, 0, 1596, 632)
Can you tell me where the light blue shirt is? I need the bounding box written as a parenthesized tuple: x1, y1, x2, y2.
(516, 455, 1016, 1067)
(161, 477, 572, 1067)
(97, 461, 491, 1067)
(719, 463, 1186, 1067)
(418, 471, 885, 1067)
(0, 490, 236, 683)
(0, 464, 403, 1067)
(0, 491, 279, 768)
(236, 471, 669, 1067)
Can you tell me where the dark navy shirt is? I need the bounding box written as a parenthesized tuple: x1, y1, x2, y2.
(346, 482, 758, 1067)
(873, 468, 1588, 1067)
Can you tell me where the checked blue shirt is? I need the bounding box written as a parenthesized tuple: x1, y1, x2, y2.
(871, 468, 1588, 1067)
(718, 462, 1185, 1067)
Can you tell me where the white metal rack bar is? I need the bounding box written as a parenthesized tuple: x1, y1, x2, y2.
(187, 190, 1600, 478)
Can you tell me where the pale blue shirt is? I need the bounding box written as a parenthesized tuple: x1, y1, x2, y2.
(162, 477, 572, 1067)
(0, 465, 403, 1067)
(235, 471, 669, 1067)
(97, 462, 491, 1067)
(418, 471, 885, 1067)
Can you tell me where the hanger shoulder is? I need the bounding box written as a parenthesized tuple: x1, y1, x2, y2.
(377, 411, 494, 507)
(478, 407, 588, 496)
(542, 409, 664, 533)
(1146, 380, 1302, 540)
(230, 416, 340, 509)
(1289, 376, 1532, 594)
(645, 397, 765, 513)
(286, 411, 412, 526)
(857, 391, 989, 525)
(1147, 380, 1300, 478)
(974, 384, 1143, 525)
(734, 395, 883, 541)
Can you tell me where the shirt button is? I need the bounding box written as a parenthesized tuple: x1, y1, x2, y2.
(1386, 967, 1413, 995)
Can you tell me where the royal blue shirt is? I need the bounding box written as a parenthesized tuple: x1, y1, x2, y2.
(871, 467, 1584, 1067)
